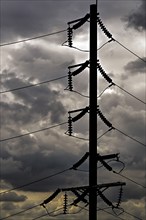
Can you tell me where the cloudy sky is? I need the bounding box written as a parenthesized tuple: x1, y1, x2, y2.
(0, 0, 146, 219)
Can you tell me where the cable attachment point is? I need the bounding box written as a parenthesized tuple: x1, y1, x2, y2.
(97, 106, 113, 128)
(70, 152, 89, 170)
(63, 192, 68, 214)
(41, 189, 61, 205)
(97, 189, 113, 207)
(97, 154, 113, 171)
(72, 60, 89, 76)
(72, 14, 90, 30)
(67, 26, 73, 47)
(97, 14, 113, 39)
(68, 60, 89, 76)
(68, 70, 73, 91)
(72, 106, 89, 122)
(97, 60, 113, 84)
(68, 113, 73, 136)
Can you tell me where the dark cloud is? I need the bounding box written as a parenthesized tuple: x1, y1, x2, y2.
(124, 57, 146, 74)
(124, 0, 146, 31)
(1, 202, 16, 211)
(1, 1, 145, 219)
(0, 192, 27, 202)
(1, 75, 66, 127)
(0, 144, 88, 192)
(1, 0, 92, 43)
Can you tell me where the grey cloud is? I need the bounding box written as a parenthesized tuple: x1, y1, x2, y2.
(0, 192, 27, 202)
(124, 57, 146, 74)
(1, 202, 16, 211)
(1, 145, 87, 192)
(1, 76, 66, 126)
(124, 0, 146, 31)
(1, 1, 145, 219)
(2, 43, 75, 82)
(1, 0, 92, 43)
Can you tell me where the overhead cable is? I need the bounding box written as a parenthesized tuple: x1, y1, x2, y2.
(65, 127, 113, 141)
(0, 205, 66, 220)
(123, 210, 143, 220)
(0, 75, 67, 94)
(115, 84, 146, 105)
(0, 204, 40, 220)
(96, 15, 145, 63)
(0, 122, 67, 142)
(97, 61, 145, 104)
(114, 39, 146, 63)
(0, 29, 67, 47)
(66, 84, 112, 99)
(62, 39, 113, 52)
(1, 75, 144, 105)
(97, 206, 126, 220)
(0, 20, 145, 65)
(0, 169, 69, 195)
(114, 127, 146, 147)
(113, 171, 146, 189)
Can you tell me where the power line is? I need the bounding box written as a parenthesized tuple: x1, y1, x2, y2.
(32, 204, 87, 220)
(1, 128, 138, 217)
(0, 23, 145, 65)
(113, 171, 146, 189)
(1, 77, 145, 107)
(0, 169, 69, 195)
(65, 127, 112, 142)
(0, 122, 67, 142)
(97, 206, 126, 220)
(31, 213, 48, 220)
(115, 84, 146, 105)
(123, 210, 143, 220)
(0, 204, 40, 220)
(75, 167, 146, 189)
(115, 127, 146, 148)
(31, 207, 65, 220)
(0, 75, 67, 94)
(114, 39, 146, 63)
(98, 206, 143, 220)
(97, 84, 113, 98)
(1, 121, 145, 151)
(62, 39, 112, 52)
(0, 29, 67, 47)
(65, 89, 89, 98)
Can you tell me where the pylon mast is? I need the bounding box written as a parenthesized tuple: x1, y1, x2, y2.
(89, 4, 97, 220)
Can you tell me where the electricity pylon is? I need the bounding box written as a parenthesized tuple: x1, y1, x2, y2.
(41, 4, 126, 220)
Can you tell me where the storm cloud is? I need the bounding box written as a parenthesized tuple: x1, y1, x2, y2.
(124, 57, 146, 74)
(0, 0, 145, 220)
(124, 0, 146, 31)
